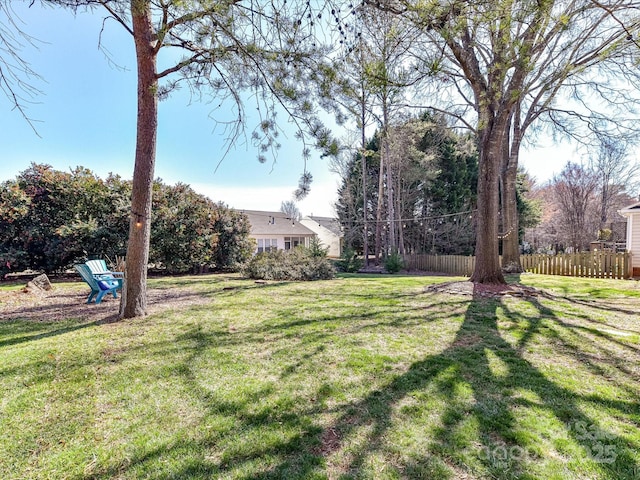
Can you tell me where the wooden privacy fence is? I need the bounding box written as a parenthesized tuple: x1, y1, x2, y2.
(403, 254, 476, 276)
(403, 251, 632, 279)
(520, 251, 632, 279)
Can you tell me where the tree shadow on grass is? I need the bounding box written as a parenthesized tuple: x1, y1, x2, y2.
(0, 319, 109, 348)
(71, 282, 639, 479)
(81, 319, 329, 480)
(307, 287, 640, 479)
(509, 272, 640, 321)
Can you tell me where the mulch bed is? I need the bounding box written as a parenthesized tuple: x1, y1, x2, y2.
(424, 281, 546, 298)
(0, 282, 210, 323)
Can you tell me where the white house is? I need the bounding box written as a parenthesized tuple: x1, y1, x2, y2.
(242, 210, 316, 253)
(300, 216, 343, 258)
(618, 201, 640, 277)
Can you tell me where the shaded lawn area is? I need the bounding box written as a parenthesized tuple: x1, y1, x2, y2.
(0, 273, 639, 479)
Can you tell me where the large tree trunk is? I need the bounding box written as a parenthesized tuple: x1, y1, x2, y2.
(500, 113, 523, 273)
(382, 102, 396, 255)
(120, 0, 158, 319)
(470, 123, 506, 284)
(501, 161, 521, 272)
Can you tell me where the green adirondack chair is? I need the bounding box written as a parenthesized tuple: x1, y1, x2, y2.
(75, 263, 120, 304)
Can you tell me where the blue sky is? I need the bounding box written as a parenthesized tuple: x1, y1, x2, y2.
(1, 3, 604, 217)
(1, 3, 341, 216)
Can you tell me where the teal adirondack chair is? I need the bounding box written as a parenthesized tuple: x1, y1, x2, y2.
(86, 259, 124, 289)
(86, 259, 124, 278)
(75, 264, 120, 304)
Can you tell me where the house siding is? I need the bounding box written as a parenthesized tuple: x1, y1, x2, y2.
(620, 203, 640, 273)
(300, 218, 342, 258)
(631, 214, 640, 268)
(241, 210, 316, 254)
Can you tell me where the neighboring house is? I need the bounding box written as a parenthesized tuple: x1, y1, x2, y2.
(618, 200, 640, 277)
(242, 210, 316, 253)
(300, 215, 343, 258)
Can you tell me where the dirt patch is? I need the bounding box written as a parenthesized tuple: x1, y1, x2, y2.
(424, 281, 546, 299)
(314, 427, 342, 457)
(0, 282, 211, 323)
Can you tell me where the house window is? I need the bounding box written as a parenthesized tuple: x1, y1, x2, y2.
(257, 238, 278, 253)
(284, 237, 305, 250)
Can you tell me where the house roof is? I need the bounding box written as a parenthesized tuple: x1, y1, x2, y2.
(303, 216, 343, 237)
(241, 210, 315, 236)
(618, 201, 640, 217)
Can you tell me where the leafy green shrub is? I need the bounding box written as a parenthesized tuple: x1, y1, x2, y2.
(0, 164, 253, 276)
(335, 247, 363, 273)
(243, 247, 335, 281)
(242, 251, 286, 280)
(0, 164, 130, 276)
(151, 183, 252, 273)
(384, 252, 404, 274)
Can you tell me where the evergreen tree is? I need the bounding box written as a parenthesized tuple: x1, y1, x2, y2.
(419, 114, 478, 255)
(335, 135, 380, 253)
(336, 113, 479, 256)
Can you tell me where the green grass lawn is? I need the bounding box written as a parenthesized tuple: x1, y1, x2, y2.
(1, 273, 639, 479)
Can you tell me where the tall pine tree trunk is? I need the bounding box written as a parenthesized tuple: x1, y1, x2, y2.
(382, 103, 395, 255)
(374, 147, 385, 265)
(121, 0, 158, 319)
(396, 177, 405, 255)
(385, 145, 396, 254)
(360, 89, 369, 266)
